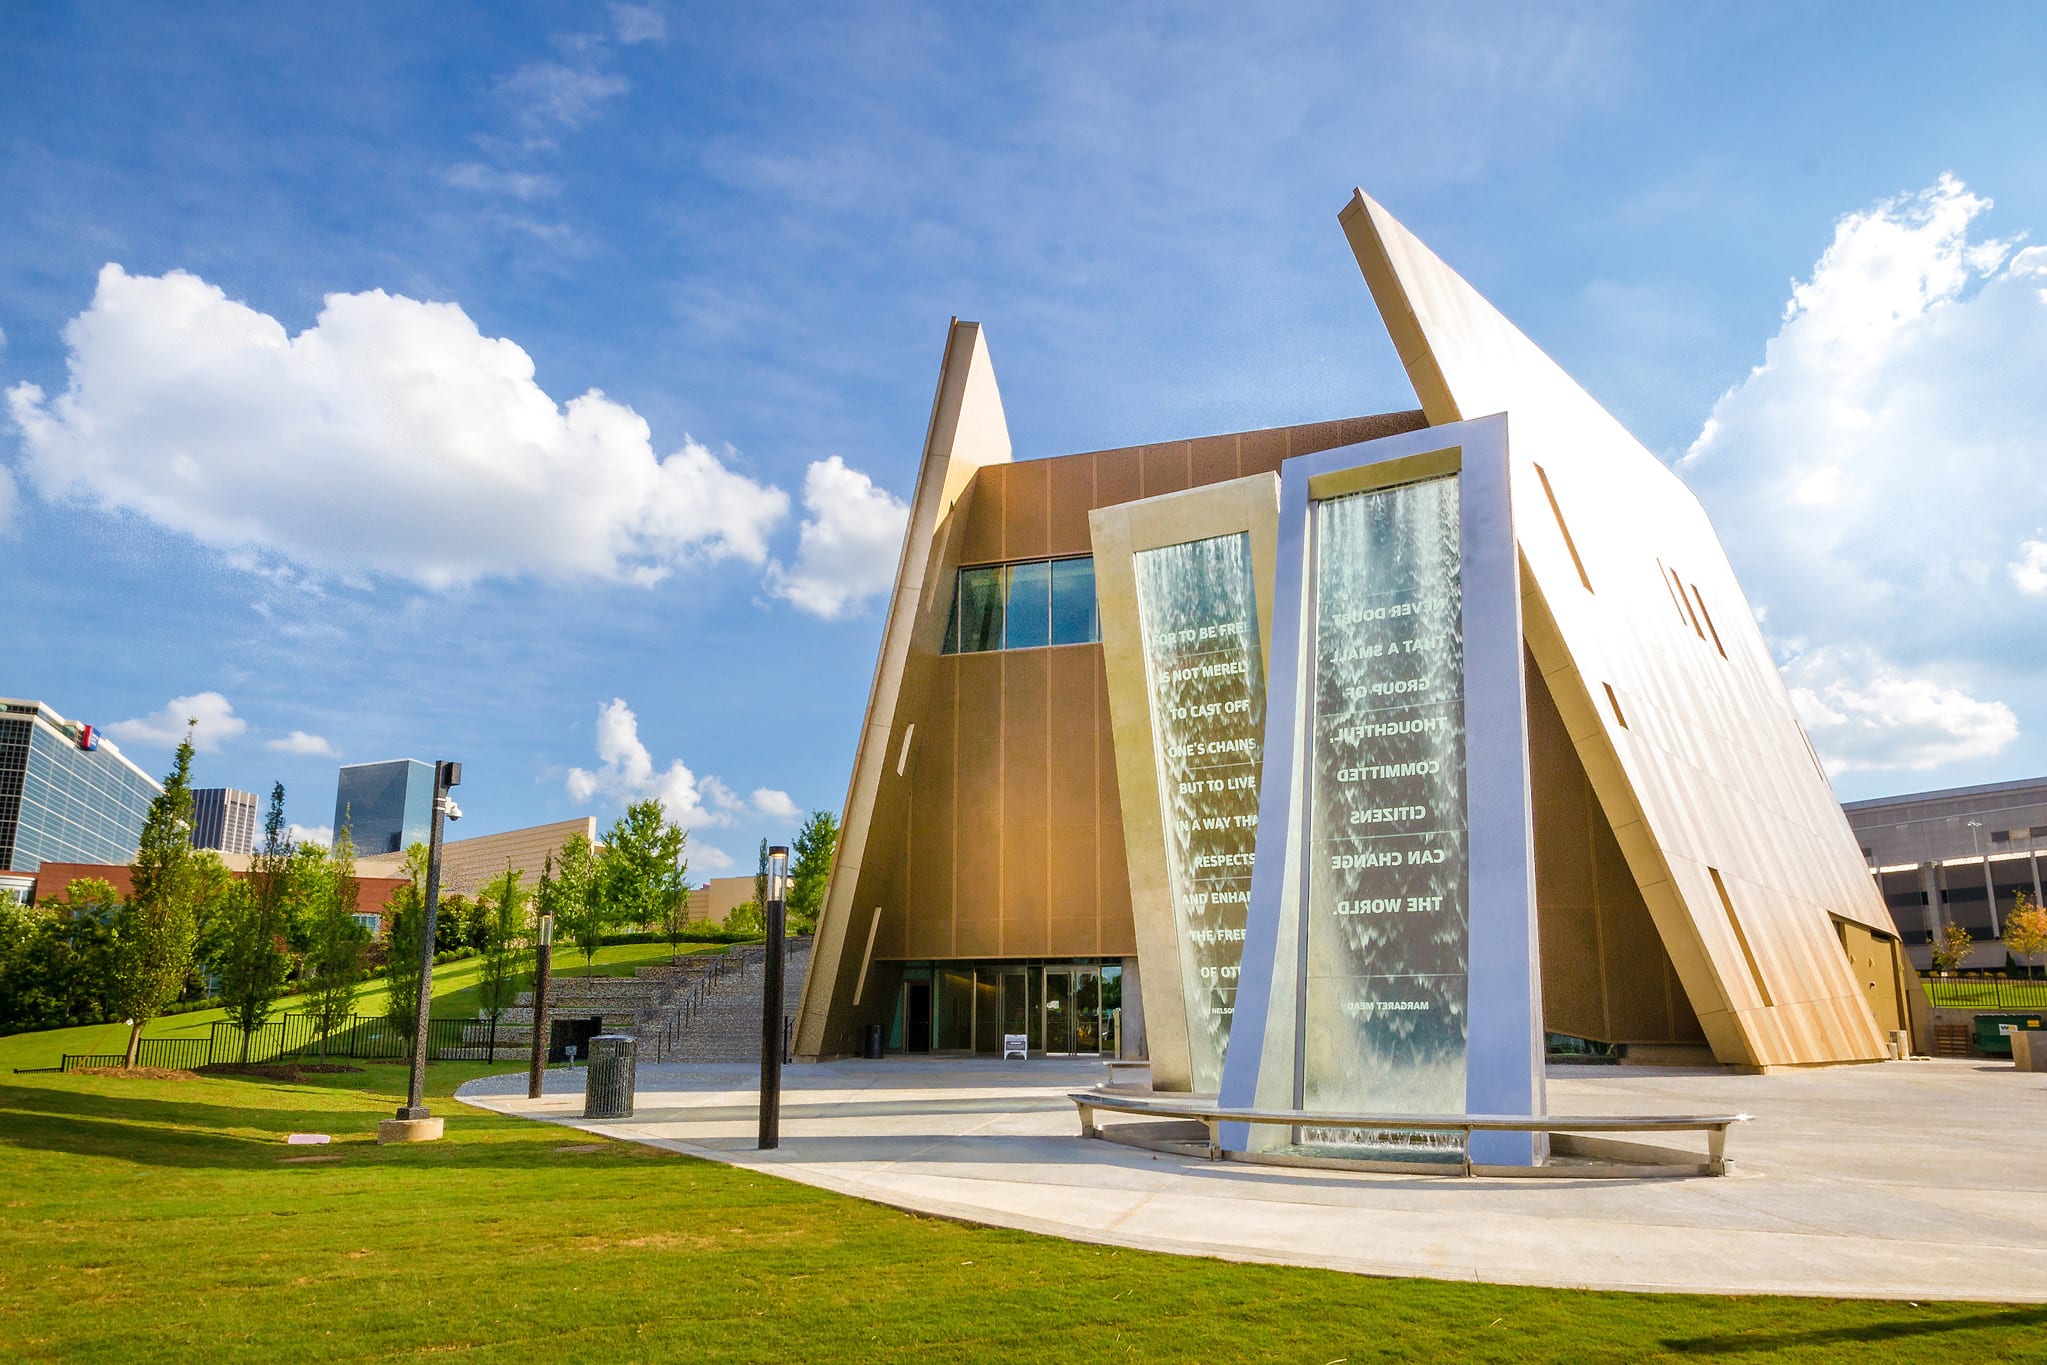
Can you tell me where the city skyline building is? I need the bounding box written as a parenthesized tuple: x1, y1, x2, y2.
(333, 758, 434, 857)
(189, 786, 258, 856)
(0, 697, 163, 874)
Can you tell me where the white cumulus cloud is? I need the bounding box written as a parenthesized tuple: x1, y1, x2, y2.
(1784, 646, 2018, 775)
(107, 691, 248, 755)
(751, 787, 801, 822)
(1680, 174, 2047, 775)
(765, 455, 909, 618)
(609, 3, 667, 44)
(267, 730, 341, 758)
(498, 61, 629, 131)
(444, 162, 560, 200)
(287, 823, 335, 850)
(565, 698, 799, 834)
(8, 265, 790, 589)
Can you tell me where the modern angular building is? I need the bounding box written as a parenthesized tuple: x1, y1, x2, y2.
(0, 698, 163, 873)
(795, 190, 1922, 1086)
(333, 759, 434, 857)
(190, 787, 259, 856)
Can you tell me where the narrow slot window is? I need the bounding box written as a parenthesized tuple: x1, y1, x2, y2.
(1655, 558, 1691, 627)
(1602, 682, 1628, 729)
(1671, 568, 1706, 641)
(1534, 463, 1593, 593)
(1709, 866, 1774, 1007)
(896, 723, 916, 777)
(1689, 584, 1728, 658)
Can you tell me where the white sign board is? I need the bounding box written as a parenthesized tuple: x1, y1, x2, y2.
(1002, 1033, 1029, 1060)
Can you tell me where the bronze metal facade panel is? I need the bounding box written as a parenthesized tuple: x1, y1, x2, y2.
(1004, 458, 1051, 562)
(1141, 442, 1192, 497)
(1092, 447, 1143, 511)
(1047, 458, 1097, 559)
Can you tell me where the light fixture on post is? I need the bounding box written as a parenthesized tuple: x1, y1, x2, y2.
(758, 843, 790, 1150)
(528, 910, 554, 1101)
(380, 759, 461, 1144)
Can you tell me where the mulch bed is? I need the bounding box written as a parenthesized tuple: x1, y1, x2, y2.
(71, 1066, 199, 1081)
(198, 1063, 365, 1082)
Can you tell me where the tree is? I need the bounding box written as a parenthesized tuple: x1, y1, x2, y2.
(110, 722, 204, 1067)
(246, 783, 295, 953)
(1931, 920, 1975, 976)
(435, 893, 478, 954)
(722, 900, 764, 936)
(2005, 891, 2047, 980)
(214, 880, 290, 1065)
(188, 853, 240, 996)
(549, 833, 605, 969)
(305, 818, 368, 1057)
(475, 867, 530, 1055)
(754, 839, 770, 919)
(212, 785, 295, 1064)
(1, 880, 118, 1032)
(787, 809, 838, 936)
(599, 799, 689, 957)
(383, 843, 431, 1056)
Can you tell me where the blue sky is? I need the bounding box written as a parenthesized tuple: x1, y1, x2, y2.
(8, 3, 2047, 869)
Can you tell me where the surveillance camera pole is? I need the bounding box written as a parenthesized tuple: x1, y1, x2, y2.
(398, 760, 461, 1121)
(758, 844, 789, 1149)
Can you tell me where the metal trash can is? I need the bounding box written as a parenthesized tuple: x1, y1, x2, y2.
(582, 1034, 637, 1119)
(863, 1023, 884, 1060)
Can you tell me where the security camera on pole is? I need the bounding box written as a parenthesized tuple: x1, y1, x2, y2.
(378, 760, 461, 1145)
(758, 844, 789, 1150)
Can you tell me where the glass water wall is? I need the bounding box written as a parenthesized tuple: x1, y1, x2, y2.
(1301, 475, 1468, 1130)
(1132, 533, 1264, 1092)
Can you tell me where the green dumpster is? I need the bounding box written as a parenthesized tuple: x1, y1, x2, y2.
(1972, 1014, 2046, 1057)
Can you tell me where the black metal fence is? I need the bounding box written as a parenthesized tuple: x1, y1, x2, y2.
(1923, 978, 2047, 1011)
(59, 1012, 506, 1073)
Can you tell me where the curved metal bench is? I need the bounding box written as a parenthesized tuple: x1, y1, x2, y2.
(1070, 1090, 1750, 1176)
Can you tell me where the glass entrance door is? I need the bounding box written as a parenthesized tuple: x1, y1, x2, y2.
(1042, 968, 1104, 1055)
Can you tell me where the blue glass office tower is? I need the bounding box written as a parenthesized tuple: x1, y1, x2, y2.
(0, 699, 164, 873)
(333, 759, 434, 856)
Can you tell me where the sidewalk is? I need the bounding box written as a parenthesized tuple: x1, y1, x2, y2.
(458, 1055, 2047, 1302)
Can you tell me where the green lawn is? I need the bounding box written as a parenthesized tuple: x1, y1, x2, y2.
(0, 941, 727, 1073)
(1924, 978, 2047, 1009)
(1, 1068, 2042, 1361)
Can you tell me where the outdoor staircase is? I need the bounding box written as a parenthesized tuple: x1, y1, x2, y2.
(451, 937, 812, 1064)
(660, 937, 811, 1063)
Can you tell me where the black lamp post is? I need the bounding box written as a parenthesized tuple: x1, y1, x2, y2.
(396, 760, 461, 1123)
(758, 843, 789, 1149)
(527, 910, 554, 1100)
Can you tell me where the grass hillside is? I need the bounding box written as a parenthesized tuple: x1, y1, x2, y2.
(0, 941, 724, 1072)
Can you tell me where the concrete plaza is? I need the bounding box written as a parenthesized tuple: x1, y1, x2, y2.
(458, 1056, 2047, 1302)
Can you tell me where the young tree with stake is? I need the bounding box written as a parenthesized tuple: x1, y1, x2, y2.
(306, 817, 368, 1056)
(110, 722, 204, 1067)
